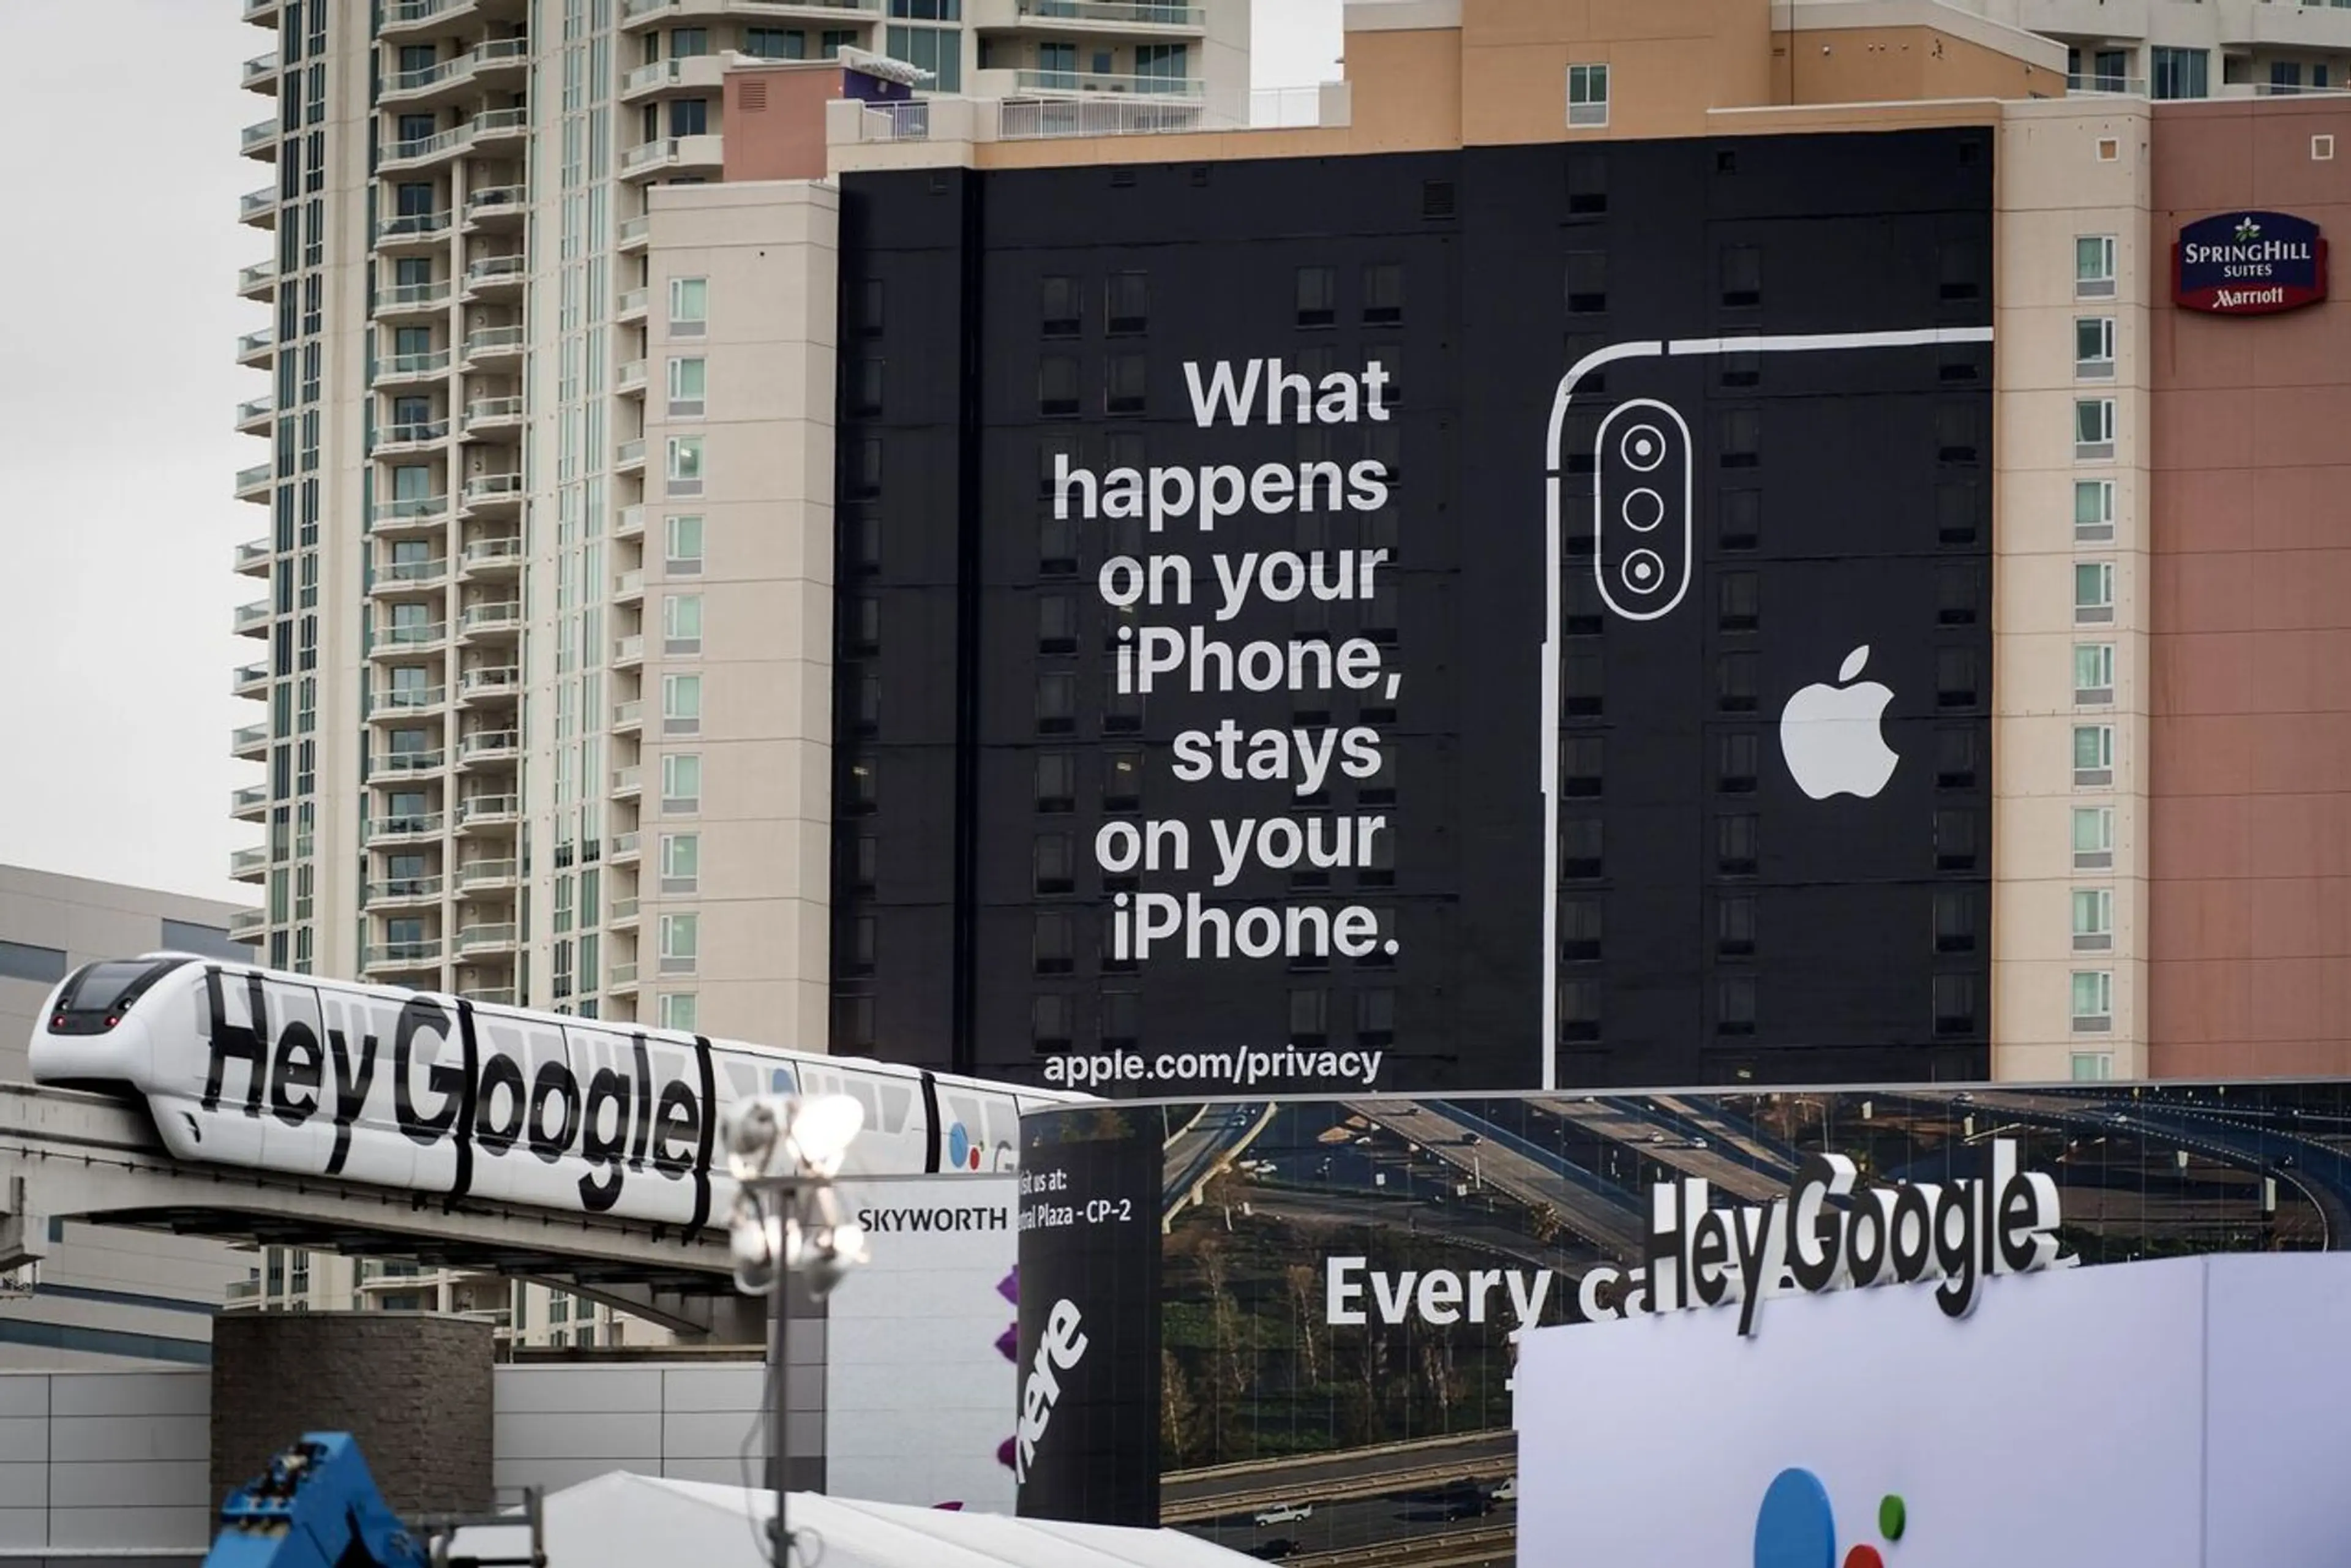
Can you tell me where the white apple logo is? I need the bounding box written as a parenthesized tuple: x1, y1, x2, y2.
(1779, 645, 1899, 801)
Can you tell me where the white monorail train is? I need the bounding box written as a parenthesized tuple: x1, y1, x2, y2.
(28, 955, 1085, 1236)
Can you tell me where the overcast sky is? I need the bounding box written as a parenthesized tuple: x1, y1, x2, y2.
(0, 2, 1344, 907)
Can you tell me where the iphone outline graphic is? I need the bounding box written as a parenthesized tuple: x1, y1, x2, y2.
(1537, 325, 1995, 1091)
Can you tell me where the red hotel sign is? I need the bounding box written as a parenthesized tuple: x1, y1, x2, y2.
(2174, 211, 2328, 315)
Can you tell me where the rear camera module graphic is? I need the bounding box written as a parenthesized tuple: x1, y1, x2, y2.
(1621, 424, 1667, 471)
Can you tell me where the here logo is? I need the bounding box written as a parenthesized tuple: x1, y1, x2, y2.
(1754, 1468, 1907, 1568)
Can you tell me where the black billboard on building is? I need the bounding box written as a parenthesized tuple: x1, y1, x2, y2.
(831, 127, 1995, 1095)
(1017, 1082, 2349, 1561)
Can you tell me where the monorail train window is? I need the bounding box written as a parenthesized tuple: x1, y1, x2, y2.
(50, 959, 186, 1032)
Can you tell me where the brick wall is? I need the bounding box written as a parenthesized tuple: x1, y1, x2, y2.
(210, 1312, 493, 1515)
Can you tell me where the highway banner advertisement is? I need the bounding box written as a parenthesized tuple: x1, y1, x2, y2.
(1018, 1082, 2351, 1565)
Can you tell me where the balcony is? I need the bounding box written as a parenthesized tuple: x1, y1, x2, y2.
(608, 897, 640, 929)
(618, 135, 724, 181)
(991, 0, 1204, 27)
(462, 254, 528, 300)
(367, 876, 444, 909)
(622, 0, 880, 20)
(621, 54, 727, 102)
(236, 538, 273, 577)
(368, 812, 447, 844)
(230, 846, 269, 882)
(457, 794, 522, 832)
(380, 125, 472, 174)
(461, 325, 526, 369)
(229, 907, 268, 944)
(234, 599, 272, 637)
(458, 665, 522, 703)
(243, 0, 279, 24)
(236, 398, 273, 436)
(613, 700, 643, 733)
(456, 923, 519, 956)
(239, 187, 277, 228)
(381, 37, 532, 106)
(463, 186, 528, 231)
(607, 962, 639, 993)
(463, 396, 525, 439)
(238, 261, 276, 301)
(231, 784, 270, 822)
(242, 53, 279, 92)
(617, 214, 650, 252)
(617, 505, 645, 539)
(364, 939, 444, 973)
(373, 280, 452, 320)
(617, 359, 647, 393)
(375, 746, 448, 778)
(614, 634, 645, 668)
(617, 288, 649, 324)
(370, 555, 450, 595)
(376, 418, 450, 453)
(612, 766, 642, 799)
(1009, 67, 1205, 100)
(241, 119, 278, 160)
(456, 858, 520, 895)
(371, 493, 454, 532)
(376, 209, 455, 249)
(611, 831, 642, 863)
(235, 463, 274, 502)
(460, 535, 525, 577)
(375, 347, 452, 385)
(373, 620, 451, 658)
(372, 683, 449, 716)
(236, 328, 274, 367)
(615, 438, 646, 473)
(461, 472, 525, 515)
(234, 661, 270, 697)
(459, 729, 520, 764)
(614, 569, 645, 604)
(460, 600, 524, 640)
(2066, 73, 2147, 97)
(232, 723, 269, 761)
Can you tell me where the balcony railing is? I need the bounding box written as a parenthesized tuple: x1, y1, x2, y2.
(462, 536, 525, 570)
(1011, 68, 1204, 98)
(465, 255, 528, 290)
(613, 700, 643, 730)
(234, 661, 269, 693)
(2066, 73, 2148, 96)
(373, 555, 451, 588)
(607, 962, 639, 988)
(616, 438, 645, 469)
(238, 261, 276, 298)
(373, 493, 452, 525)
(465, 396, 525, 429)
(1016, 0, 1202, 21)
(366, 939, 444, 967)
(465, 186, 527, 223)
(242, 53, 279, 89)
(373, 684, 448, 711)
(375, 748, 447, 774)
(999, 95, 1210, 139)
(456, 923, 518, 953)
(369, 813, 446, 842)
(858, 102, 932, 141)
(234, 599, 272, 632)
(615, 569, 644, 599)
(460, 730, 520, 760)
(232, 784, 271, 816)
(617, 214, 650, 248)
(463, 326, 527, 361)
(232, 722, 269, 753)
(367, 876, 444, 904)
(375, 280, 453, 314)
(618, 359, 647, 391)
(379, 620, 451, 646)
(241, 187, 278, 225)
(236, 463, 274, 497)
(377, 209, 454, 244)
(617, 288, 650, 319)
(241, 119, 278, 156)
(611, 832, 641, 861)
(236, 397, 273, 430)
(459, 666, 522, 699)
(378, 419, 450, 448)
(237, 327, 274, 361)
(377, 348, 452, 381)
(612, 767, 642, 796)
(461, 601, 524, 634)
(618, 505, 645, 538)
(614, 634, 645, 664)
(463, 473, 525, 506)
(457, 795, 521, 828)
(457, 858, 520, 890)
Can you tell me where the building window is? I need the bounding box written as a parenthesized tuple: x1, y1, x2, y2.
(1032, 994, 1073, 1053)
(1105, 272, 1148, 336)
(1035, 752, 1075, 813)
(2074, 317, 2115, 380)
(1034, 833, 1074, 895)
(1033, 913, 1073, 975)
(1715, 897, 1755, 957)
(1564, 250, 1607, 315)
(662, 674, 702, 737)
(667, 356, 706, 417)
(1041, 276, 1080, 337)
(2071, 1051, 2114, 1082)
(1035, 672, 1076, 735)
(1106, 353, 1147, 416)
(668, 276, 708, 335)
(1715, 814, 1758, 876)
(2074, 479, 2114, 543)
(1558, 978, 1601, 1045)
(0, 941, 69, 985)
(661, 753, 702, 814)
(1295, 266, 1336, 328)
(659, 992, 698, 1031)
(666, 436, 704, 497)
(664, 593, 703, 656)
(1720, 244, 1761, 309)
(2074, 642, 2114, 705)
(2074, 560, 2115, 625)
(661, 833, 699, 894)
(2072, 723, 2115, 787)
(2070, 970, 2114, 1032)
(883, 23, 961, 92)
(2072, 888, 2114, 953)
(659, 913, 699, 975)
(1933, 890, 1977, 954)
(1933, 974, 1979, 1038)
(2073, 806, 2115, 870)
(745, 28, 804, 59)
(1567, 62, 1610, 126)
(1039, 355, 1080, 418)
(1362, 263, 1403, 326)
(2151, 46, 2208, 100)
(666, 515, 704, 575)
(2074, 236, 2117, 299)
(2073, 397, 2115, 461)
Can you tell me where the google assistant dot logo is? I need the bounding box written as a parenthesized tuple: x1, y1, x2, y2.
(1754, 1468, 1907, 1568)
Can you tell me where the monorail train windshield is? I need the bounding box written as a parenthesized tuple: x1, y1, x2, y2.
(47, 957, 190, 1035)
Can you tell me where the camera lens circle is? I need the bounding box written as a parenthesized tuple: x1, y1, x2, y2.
(1622, 549, 1665, 595)
(1622, 487, 1665, 532)
(1621, 424, 1667, 472)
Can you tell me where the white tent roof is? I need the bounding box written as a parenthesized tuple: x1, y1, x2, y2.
(447, 1472, 1260, 1568)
